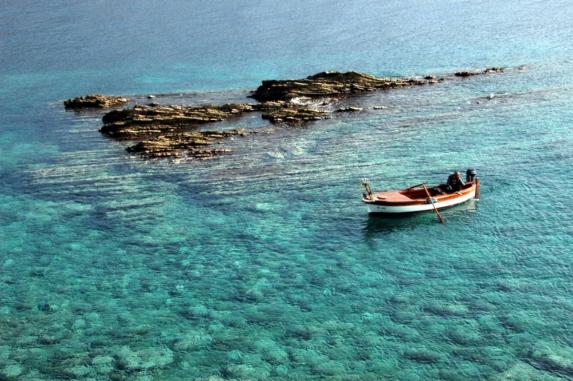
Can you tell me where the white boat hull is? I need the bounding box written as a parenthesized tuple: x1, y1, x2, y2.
(367, 189, 476, 214)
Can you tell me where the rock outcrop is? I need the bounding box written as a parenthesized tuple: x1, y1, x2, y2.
(99, 101, 330, 158)
(99, 103, 258, 159)
(261, 106, 329, 126)
(64, 94, 128, 109)
(455, 67, 505, 77)
(100, 103, 257, 139)
(250, 71, 441, 102)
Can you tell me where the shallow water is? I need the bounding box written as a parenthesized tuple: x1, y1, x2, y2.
(1, 1, 573, 380)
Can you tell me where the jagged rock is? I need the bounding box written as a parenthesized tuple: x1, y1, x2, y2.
(64, 94, 128, 109)
(257, 100, 288, 110)
(100, 103, 257, 139)
(261, 107, 329, 126)
(100, 102, 257, 159)
(126, 129, 249, 159)
(251, 71, 436, 102)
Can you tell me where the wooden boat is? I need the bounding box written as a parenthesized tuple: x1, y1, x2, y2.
(362, 169, 480, 215)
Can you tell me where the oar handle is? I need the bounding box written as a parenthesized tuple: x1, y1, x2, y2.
(422, 184, 445, 224)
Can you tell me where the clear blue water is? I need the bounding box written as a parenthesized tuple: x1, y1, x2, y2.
(1, 1, 573, 380)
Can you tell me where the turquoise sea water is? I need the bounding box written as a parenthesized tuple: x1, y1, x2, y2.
(1, 0, 573, 380)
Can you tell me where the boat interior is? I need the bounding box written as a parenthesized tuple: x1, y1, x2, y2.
(402, 182, 474, 199)
(374, 182, 474, 202)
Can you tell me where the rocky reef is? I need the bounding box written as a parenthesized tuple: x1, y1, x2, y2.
(67, 67, 506, 159)
(64, 94, 129, 109)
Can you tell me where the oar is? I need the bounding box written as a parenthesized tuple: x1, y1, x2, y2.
(422, 183, 445, 224)
(405, 182, 427, 190)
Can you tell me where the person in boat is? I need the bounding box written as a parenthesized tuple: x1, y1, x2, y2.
(435, 171, 465, 194)
(446, 171, 464, 192)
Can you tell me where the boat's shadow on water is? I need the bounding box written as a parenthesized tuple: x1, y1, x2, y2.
(363, 200, 479, 236)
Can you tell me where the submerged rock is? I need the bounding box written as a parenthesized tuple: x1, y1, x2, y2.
(312, 360, 346, 376)
(37, 302, 58, 313)
(114, 346, 174, 371)
(422, 302, 468, 317)
(92, 355, 114, 375)
(0, 364, 23, 380)
(64, 94, 128, 109)
(173, 331, 213, 351)
(404, 348, 442, 363)
(256, 339, 289, 365)
(65, 365, 91, 378)
(493, 362, 563, 381)
(222, 364, 270, 380)
(527, 342, 573, 376)
(446, 326, 481, 345)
